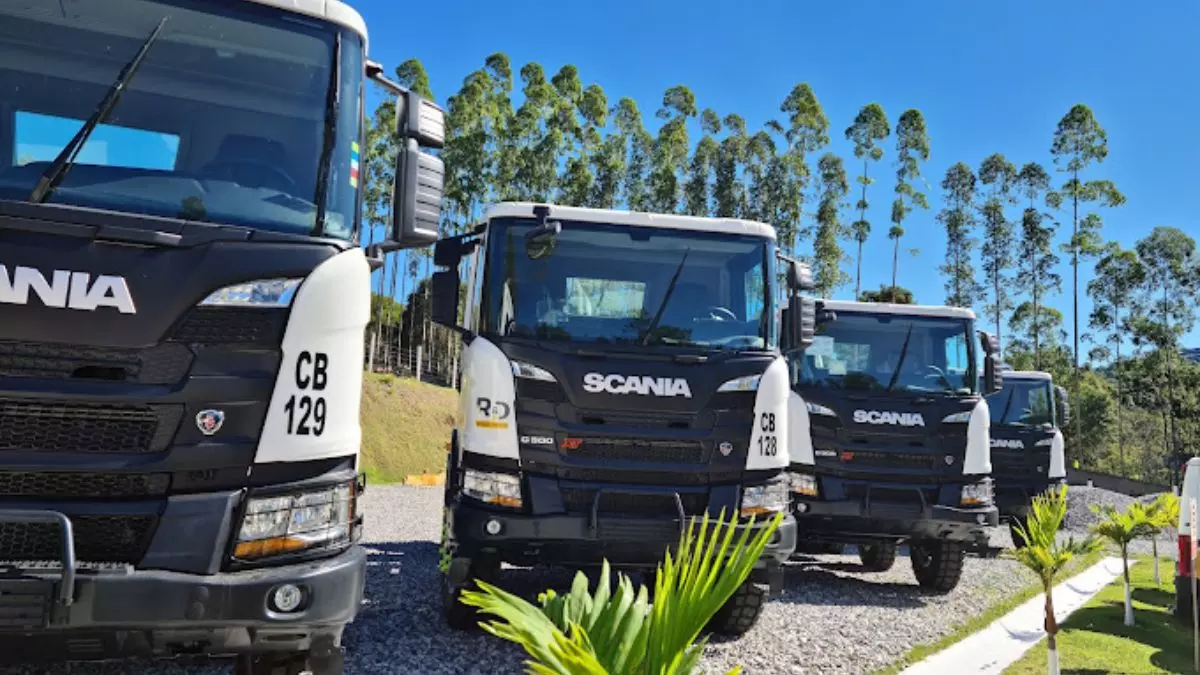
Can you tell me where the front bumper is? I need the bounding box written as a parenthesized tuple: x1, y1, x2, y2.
(0, 545, 366, 663)
(450, 499, 796, 574)
(791, 494, 998, 545)
(995, 479, 1065, 520)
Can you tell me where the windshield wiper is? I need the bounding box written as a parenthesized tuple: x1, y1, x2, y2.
(312, 32, 341, 235)
(885, 323, 914, 391)
(638, 247, 690, 346)
(28, 16, 169, 204)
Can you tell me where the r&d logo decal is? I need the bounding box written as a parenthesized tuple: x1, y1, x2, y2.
(475, 397, 511, 429)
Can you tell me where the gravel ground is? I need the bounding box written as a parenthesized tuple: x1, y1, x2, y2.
(0, 484, 1173, 675)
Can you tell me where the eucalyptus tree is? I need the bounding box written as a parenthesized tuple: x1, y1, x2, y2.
(612, 97, 651, 212)
(648, 85, 697, 213)
(779, 83, 829, 258)
(713, 114, 748, 218)
(683, 110, 721, 216)
(978, 153, 1018, 349)
(1014, 162, 1062, 367)
(845, 103, 891, 299)
(813, 153, 851, 297)
(937, 162, 981, 308)
(889, 109, 930, 300)
(1087, 244, 1146, 471)
(1050, 103, 1125, 445)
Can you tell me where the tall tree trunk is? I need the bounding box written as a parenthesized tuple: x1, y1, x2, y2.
(856, 239, 864, 300)
(1122, 545, 1134, 627)
(1044, 587, 1060, 675)
(1033, 279, 1041, 370)
(891, 236, 899, 302)
(994, 266, 1002, 351)
(1115, 304, 1124, 473)
(1071, 169, 1082, 466)
(1153, 539, 1161, 585)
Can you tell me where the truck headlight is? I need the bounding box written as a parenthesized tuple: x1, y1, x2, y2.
(511, 360, 557, 382)
(463, 469, 523, 508)
(200, 278, 302, 308)
(960, 478, 994, 506)
(806, 401, 836, 417)
(234, 478, 358, 560)
(789, 472, 819, 497)
(942, 411, 972, 424)
(741, 479, 789, 516)
(718, 374, 761, 392)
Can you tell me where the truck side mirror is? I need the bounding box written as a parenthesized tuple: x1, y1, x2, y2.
(1055, 385, 1070, 427)
(388, 91, 445, 250)
(780, 260, 816, 351)
(430, 270, 460, 329)
(979, 330, 1003, 394)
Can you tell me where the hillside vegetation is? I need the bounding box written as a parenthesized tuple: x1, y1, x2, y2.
(360, 373, 457, 483)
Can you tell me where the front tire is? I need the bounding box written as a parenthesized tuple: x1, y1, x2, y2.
(443, 555, 501, 631)
(910, 540, 965, 593)
(859, 542, 898, 572)
(707, 580, 767, 637)
(234, 649, 343, 675)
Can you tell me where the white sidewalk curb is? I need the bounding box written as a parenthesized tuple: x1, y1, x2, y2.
(898, 556, 1134, 675)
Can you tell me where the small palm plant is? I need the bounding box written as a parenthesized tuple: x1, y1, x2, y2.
(1091, 500, 1154, 627)
(1010, 484, 1101, 675)
(1142, 493, 1180, 585)
(458, 509, 783, 675)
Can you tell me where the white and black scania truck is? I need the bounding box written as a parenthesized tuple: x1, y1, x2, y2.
(0, 1, 443, 672)
(984, 370, 1069, 546)
(431, 202, 816, 636)
(784, 300, 1003, 592)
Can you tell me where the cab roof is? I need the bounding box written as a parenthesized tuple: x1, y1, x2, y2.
(819, 300, 976, 320)
(243, 0, 368, 49)
(1002, 370, 1054, 382)
(483, 202, 778, 240)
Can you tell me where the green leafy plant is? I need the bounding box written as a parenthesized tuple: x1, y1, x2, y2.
(458, 509, 783, 675)
(1142, 492, 1180, 585)
(1010, 484, 1102, 675)
(1091, 499, 1153, 627)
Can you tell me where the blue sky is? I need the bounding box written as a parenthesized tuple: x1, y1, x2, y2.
(359, 0, 1199, 352)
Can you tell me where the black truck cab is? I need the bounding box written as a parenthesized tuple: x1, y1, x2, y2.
(785, 300, 1004, 593)
(984, 369, 1069, 544)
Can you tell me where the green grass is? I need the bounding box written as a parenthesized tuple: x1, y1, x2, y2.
(871, 548, 1109, 675)
(359, 372, 458, 483)
(1004, 556, 1191, 674)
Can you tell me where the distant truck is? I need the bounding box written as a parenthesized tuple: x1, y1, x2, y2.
(784, 300, 1003, 592)
(984, 370, 1069, 546)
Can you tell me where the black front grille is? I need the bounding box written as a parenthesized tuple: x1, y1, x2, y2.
(845, 484, 936, 506)
(169, 306, 287, 345)
(833, 449, 940, 471)
(0, 472, 169, 499)
(0, 340, 192, 384)
(577, 409, 697, 430)
(567, 437, 708, 463)
(561, 488, 709, 517)
(0, 399, 181, 454)
(0, 515, 157, 563)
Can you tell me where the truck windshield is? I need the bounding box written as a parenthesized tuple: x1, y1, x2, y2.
(795, 312, 977, 395)
(986, 379, 1054, 427)
(479, 218, 775, 351)
(0, 0, 363, 240)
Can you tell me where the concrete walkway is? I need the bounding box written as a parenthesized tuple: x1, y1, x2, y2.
(900, 556, 1134, 675)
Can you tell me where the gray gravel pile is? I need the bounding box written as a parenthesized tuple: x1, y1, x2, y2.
(0, 485, 1136, 675)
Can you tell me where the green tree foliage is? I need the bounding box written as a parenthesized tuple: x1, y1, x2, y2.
(937, 162, 982, 308)
(859, 285, 914, 304)
(890, 109, 930, 298)
(1013, 162, 1062, 366)
(813, 153, 851, 297)
(649, 85, 697, 213)
(1142, 493, 1179, 585)
(978, 153, 1018, 349)
(844, 103, 890, 299)
(459, 511, 782, 675)
(1091, 500, 1154, 627)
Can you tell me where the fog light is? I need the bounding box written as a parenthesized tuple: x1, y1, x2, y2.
(795, 502, 809, 513)
(977, 514, 988, 525)
(485, 519, 503, 535)
(270, 584, 304, 613)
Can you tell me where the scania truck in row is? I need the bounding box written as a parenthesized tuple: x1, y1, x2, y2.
(784, 300, 1003, 592)
(0, 1, 443, 672)
(984, 370, 1069, 546)
(432, 202, 816, 636)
